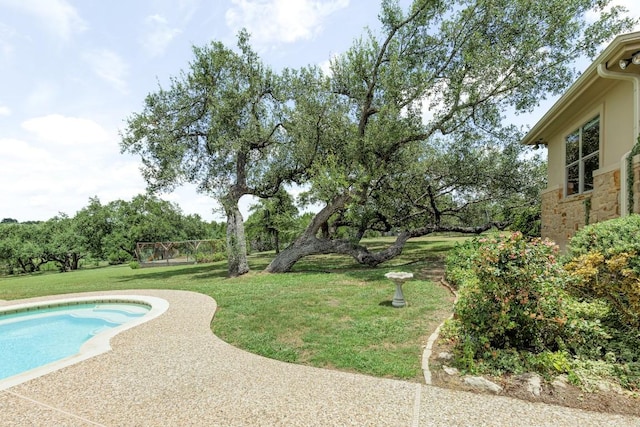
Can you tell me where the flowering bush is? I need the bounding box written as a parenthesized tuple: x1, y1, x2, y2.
(566, 215, 640, 327)
(454, 232, 568, 356)
(566, 251, 640, 327)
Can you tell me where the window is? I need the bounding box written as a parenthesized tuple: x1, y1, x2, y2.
(565, 116, 599, 196)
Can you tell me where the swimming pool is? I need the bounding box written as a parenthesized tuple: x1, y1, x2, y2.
(0, 295, 169, 390)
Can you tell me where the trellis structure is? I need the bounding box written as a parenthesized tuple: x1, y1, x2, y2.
(135, 240, 220, 267)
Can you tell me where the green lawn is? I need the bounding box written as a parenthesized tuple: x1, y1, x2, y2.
(0, 236, 462, 381)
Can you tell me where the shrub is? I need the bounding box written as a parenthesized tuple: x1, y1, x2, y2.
(509, 205, 542, 238)
(567, 214, 640, 266)
(196, 252, 226, 263)
(128, 261, 140, 269)
(108, 250, 133, 265)
(445, 228, 640, 389)
(565, 215, 640, 326)
(559, 299, 611, 359)
(454, 232, 568, 357)
(444, 238, 482, 289)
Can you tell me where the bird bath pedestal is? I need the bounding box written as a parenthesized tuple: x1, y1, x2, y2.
(385, 272, 413, 308)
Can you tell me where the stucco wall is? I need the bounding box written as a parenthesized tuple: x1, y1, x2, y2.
(545, 79, 633, 192)
(540, 78, 636, 248)
(600, 81, 634, 166)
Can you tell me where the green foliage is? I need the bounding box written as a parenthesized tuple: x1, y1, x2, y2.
(245, 190, 299, 253)
(445, 228, 640, 391)
(565, 215, 640, 326)
(129, 261, 140, 270)
(0, 223, 43, 274)
(0, 195, 220, 275)
(524, 351, 572, 377)
(267, 0, 633, 271)
(508, 205, 542, 237)
(108, 250, 134, 265)
(196, 249, 226, 264)
(121, 30, 323, 276)
(626, 135, 640, 214)
(454, 233, 567, 355)
(566, 214, 640, 261)
(444, 238, 482, 288)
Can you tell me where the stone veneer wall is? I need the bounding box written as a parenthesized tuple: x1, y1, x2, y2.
(590, 168, 620, 223)
(541, 188, 588, 249)
(541, 168, 621, 249)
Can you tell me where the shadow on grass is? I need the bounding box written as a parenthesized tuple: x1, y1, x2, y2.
(114, 263, 228, 282)
(111, 236, 456, 284)
(282, 239, 450, 284)
(378, 300, 394, 307)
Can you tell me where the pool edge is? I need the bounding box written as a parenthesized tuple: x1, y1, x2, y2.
(0, 295, 169, 391)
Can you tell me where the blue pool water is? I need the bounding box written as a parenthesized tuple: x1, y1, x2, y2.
(0, 303, 149, 380)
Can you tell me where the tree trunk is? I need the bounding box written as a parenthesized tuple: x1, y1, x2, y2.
(266, 219, 505, 273)
(225, 202, 249, 277)
(266, 233, 409, 273)
(264, 235, 328, 272)
(70, 253, 81, 271)
(266, 192, 352, 272)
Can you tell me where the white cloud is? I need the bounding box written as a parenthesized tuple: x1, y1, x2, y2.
(21, 114, 111, 146)
(0, 105, 10, 116)
(83, 49, 129, 94)
(0, 117, 148, 220)
(0, 0, 87, 40)
(140, 14, 182, 57)
(225, 0, 349, 45)
(176, 0, 202, 24)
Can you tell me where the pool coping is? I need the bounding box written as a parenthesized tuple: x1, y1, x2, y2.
(0, 295, 169, 392)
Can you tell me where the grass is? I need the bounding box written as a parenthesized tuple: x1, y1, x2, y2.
(0, 235, 462, 381)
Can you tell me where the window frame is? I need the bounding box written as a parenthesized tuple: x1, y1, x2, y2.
(565, 116, 600, 197)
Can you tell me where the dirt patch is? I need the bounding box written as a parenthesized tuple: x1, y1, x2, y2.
(429, 332, 640, 418)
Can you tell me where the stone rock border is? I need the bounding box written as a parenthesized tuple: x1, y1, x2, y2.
(422, 278, 458, 384)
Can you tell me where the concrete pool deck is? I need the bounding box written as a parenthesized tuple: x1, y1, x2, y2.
(1, 289, 639, 426)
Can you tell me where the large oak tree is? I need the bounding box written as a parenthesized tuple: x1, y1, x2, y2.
(121, 0, 634, 275)
(264, 0, 635, 272)
(123, 32, 273, 276)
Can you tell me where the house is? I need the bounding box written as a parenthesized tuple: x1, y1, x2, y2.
(522, 31, 640, 248)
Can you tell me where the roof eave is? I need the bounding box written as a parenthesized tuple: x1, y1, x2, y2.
(521, 31, 640, 146)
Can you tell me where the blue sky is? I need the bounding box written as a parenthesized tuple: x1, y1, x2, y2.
(0, 0, 638, 223)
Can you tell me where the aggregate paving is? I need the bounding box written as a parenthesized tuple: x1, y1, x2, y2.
(1, 289, 638, 426)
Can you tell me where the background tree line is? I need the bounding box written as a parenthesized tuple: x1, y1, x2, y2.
(0, 195, 226, 274)
(0, 191, 331, 275)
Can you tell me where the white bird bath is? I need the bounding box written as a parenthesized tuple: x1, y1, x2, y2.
(384, 271, 413, 308)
